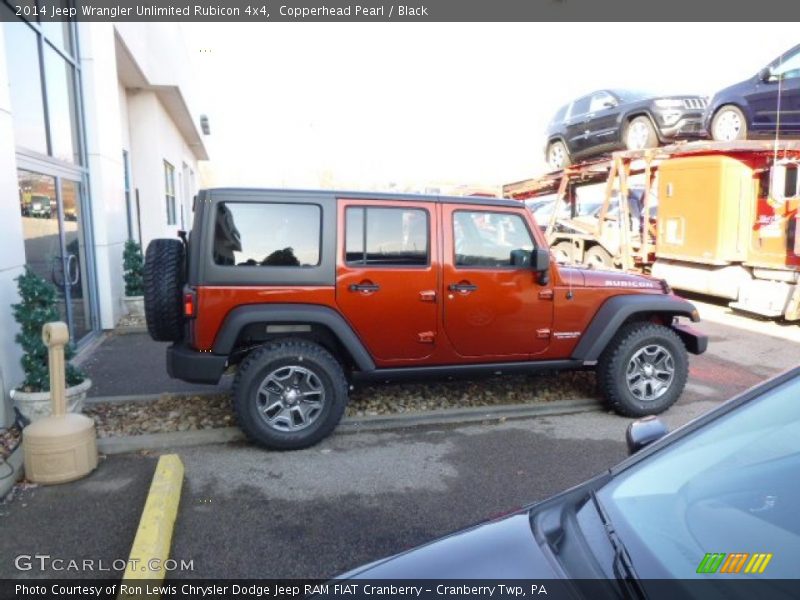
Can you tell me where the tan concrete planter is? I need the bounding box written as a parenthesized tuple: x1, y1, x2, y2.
(11, 378, 92, 423)
(123, 295, 145, 317)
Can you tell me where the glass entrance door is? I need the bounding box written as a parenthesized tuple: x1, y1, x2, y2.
(18, 169, 94, 343)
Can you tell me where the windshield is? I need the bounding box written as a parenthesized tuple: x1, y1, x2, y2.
(596, 375, 800, 579)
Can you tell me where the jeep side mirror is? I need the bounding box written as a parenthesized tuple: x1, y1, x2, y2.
(510, 248, 549, 284)
(510, 249, 532, 268)
(534, 247, 550, 285)
(533, 247, 550, 272)
(626, 416, 668, 455)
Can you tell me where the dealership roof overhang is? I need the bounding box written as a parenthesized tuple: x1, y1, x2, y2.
(114, 31, 209, 161)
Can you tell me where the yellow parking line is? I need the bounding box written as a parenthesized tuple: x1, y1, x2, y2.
(122, 454, 184, 583)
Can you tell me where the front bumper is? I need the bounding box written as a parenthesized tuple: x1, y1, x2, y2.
(672, 323, 708, 355)
(167, 342, 227, 384)
(657, 113, 709, 140)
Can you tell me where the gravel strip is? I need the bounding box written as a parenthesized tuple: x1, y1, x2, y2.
(1, 425, 22, 458)
(84, 371, 598, 438)
(116, 313, 146, 329)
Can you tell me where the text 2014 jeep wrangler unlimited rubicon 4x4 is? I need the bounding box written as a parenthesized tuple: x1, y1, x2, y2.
(143, 189, 707, 450)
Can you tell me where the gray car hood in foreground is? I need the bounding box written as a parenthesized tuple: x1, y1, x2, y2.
(341, 512, 560, 579)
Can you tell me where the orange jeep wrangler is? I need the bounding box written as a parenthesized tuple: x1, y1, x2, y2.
(143, 189, 707, 450)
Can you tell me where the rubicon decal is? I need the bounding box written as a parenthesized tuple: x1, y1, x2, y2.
(553, 331, 582, 339)
(696, 552, 773, 574)
(604, 280, 657, 288)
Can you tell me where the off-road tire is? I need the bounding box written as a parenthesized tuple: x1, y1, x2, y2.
(597, 322, 688, 417)
(232, 340, 348, 450)
(144, 239, 186, 342)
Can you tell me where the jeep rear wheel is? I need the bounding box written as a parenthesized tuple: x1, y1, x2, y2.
(597, 322, 688, 417)
(144, 238, 186, 342)
(232, 340, 348, 450)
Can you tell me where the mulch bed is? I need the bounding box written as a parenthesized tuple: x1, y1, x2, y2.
(84, 371, 599, 437)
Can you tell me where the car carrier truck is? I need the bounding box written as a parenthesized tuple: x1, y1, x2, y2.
(504, 140, 800, 321)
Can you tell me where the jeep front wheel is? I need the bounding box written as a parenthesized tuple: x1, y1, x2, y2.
(597, 322, 688, 417)
(232, 340, 348, 450)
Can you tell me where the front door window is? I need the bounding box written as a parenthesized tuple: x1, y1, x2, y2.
(443, 207, 551, 358)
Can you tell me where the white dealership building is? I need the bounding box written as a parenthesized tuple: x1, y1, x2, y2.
(0, 15, 209, 427)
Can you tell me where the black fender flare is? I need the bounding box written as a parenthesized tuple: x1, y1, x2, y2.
(571, 295, 699, 362)
(212, 304, 375, 371)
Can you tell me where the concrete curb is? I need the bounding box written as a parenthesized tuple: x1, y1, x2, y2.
(96, 397, 601, 455)
(87, 391, 225, 404)
(98, 427, 245, 454)
(122, 454, 184, 583)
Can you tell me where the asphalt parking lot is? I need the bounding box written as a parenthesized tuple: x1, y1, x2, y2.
(2, 298, 799, 580)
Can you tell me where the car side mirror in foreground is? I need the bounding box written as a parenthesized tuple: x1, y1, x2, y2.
(626, 416, 668, 455)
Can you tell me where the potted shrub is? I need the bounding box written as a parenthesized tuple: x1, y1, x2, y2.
(9, 268, 91, 422)
(123, 239, 145, 316)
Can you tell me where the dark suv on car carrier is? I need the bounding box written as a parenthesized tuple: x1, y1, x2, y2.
(143, 188, 707, 450)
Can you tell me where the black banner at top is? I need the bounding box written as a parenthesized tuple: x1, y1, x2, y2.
(3, 0, 800, 22)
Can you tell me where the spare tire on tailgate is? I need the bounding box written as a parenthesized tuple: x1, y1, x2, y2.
(144, 238, 186, 342)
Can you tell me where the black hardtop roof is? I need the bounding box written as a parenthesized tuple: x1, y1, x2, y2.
(202, 187, 521, 209)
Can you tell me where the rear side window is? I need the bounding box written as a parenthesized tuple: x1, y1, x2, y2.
(213, 202, 321, 267)
(570, 95, 591, 118)
(551, 104, 569, 124)
(345, 206, 429, 266)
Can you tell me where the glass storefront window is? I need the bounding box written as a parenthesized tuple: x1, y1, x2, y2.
(18, 170, 92, 342)
(41, 18, 74, 56)
(61, 179, 90, 340)
(44, 45, 80, 164)
(2, 20, 48, 155)
(9, 7, 94, 344)
(18, 170, 67, 322)
(3, 14, 81, 164)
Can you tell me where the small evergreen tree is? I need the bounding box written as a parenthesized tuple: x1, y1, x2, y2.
(123, 239, 144, 297)
(12, 268, 85, 392)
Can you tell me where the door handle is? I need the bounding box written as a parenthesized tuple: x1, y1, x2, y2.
(448, 282, 478, 293)
(349, 282, 380, 293)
